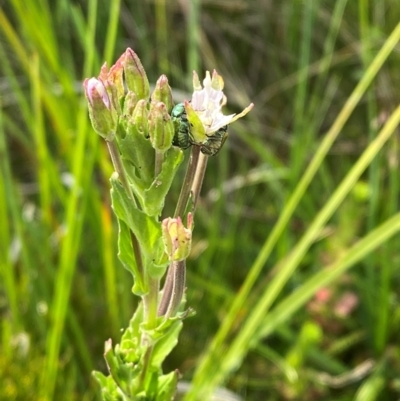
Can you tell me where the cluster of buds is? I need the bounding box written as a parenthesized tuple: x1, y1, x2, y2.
(83, 48, 175, 154)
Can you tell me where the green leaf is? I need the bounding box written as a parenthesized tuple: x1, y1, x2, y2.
(117, 218, 147, 295)
(104, 342, 129, 393)
(151, 319, 183, 369)
(110, 175, 163, 259)
(120, 301, 145, 363)
(143, 146, 184, 216)
(92, 370, 124, 401)
(122, 301, 144, 342)
(119, 123, 155, 189)
(145, 370, 160, 400)
(147, 251, 169, 279)
(156, 371, 179, 401)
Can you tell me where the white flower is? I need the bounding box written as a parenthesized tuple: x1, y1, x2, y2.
(190, 70, 253, 136)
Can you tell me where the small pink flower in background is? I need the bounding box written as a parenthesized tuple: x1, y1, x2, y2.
(334, 292, 359, 318)
(315, 287, 332, 304)
(307, 287, 332, 314)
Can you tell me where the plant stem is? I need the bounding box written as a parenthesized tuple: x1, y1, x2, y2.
(107, 140, 135, 203)
(165, 260, 186, 318)
(191, 151, 208, 213)
(138, 346, 153, 389)
(144, 277, 159, 326)
(158, 262, 173, 316)
(174, 145, 201, 218)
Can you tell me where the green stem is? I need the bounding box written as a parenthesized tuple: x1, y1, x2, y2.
(174, 145, 201, 218)
(144, 277, 159, 327)
(138, 346, 154, 389)
(107, 140, 135, 203)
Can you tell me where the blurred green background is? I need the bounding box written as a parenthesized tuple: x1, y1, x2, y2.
(2, 1, 400, 400)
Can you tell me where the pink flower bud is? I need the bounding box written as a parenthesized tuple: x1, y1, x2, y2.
(83, 78, 117, 141)
(122, 48, 150, 101)
(148, 102, 174, 152)
(151, 75, 173, 112)
(162, 214, 193, 261)
(85, 77, 110, 109)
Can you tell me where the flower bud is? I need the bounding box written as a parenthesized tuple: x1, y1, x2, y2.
(100, 60, 125, 100)
(151, 75, 173, 113)
(123, 91, 138, 117)
(148, 102, 174, 152)
(130, 99, 148, 135)
(162, 214, 193, 262)
(83, 77, 118, 141)
(98, 63, 123, 116)
(122, 48, 150, 101)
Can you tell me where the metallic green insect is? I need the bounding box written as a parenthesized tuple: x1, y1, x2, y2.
(171, 103, 194, 150)
(200, 125, 228, 156)
(171, 102, 228, 156)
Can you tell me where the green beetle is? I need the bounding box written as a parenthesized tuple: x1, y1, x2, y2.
(200, 125, 228, 156)
(171, 103, 194, 150)
(171, 102, 228, 156)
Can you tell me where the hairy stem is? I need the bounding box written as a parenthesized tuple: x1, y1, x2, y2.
(107, 140, 136, 203)
(165, 260, 186, 318)
(158, 263, 173, 316)
(144, 277, 159, 326)
(191, 151, 208, 213)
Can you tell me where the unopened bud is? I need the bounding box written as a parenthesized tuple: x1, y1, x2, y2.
(148, 102, 174, 152)
(162, 214, 193, 261)
(151, 75, 173, 112)
(130, 99, 149, 135)
(98, 63, 123, 115)
(123, 91, 138, 117)
(122, 48, 150, 100)
(83, 77, 117, 141)
(100, 60, 125, 100)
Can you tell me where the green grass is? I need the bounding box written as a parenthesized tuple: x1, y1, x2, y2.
(1, 1, 400, 400)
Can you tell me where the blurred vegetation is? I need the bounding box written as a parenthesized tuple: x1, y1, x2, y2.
(1, 0, 400, 400)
